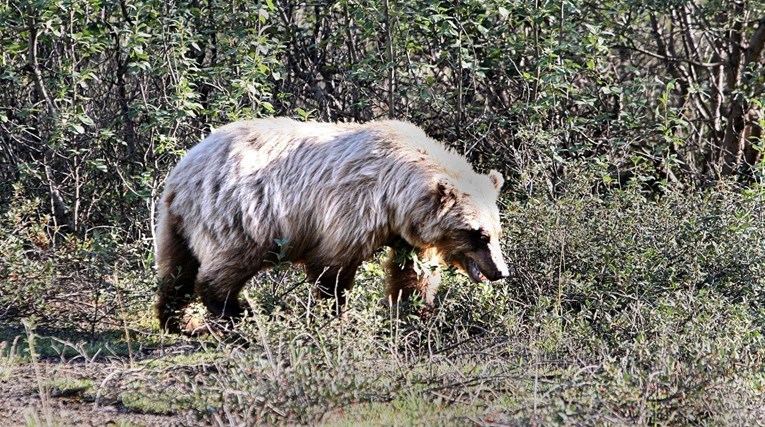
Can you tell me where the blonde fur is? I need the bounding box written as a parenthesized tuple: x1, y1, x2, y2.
(155, 117, 506, 330)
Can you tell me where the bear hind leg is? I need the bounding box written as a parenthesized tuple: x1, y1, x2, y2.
(155, 221, 200, 332)
(195, 257, 261, 322)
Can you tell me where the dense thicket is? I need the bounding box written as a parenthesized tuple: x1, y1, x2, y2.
(1, 3, 764, 424)
(1, 0, 763, 239)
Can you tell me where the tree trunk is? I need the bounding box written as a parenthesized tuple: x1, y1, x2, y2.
(719, 17, 765, 174)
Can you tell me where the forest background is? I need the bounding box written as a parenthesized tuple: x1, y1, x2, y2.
(0, 0, 764, 425)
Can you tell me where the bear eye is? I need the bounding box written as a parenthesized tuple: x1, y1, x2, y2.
(466, 229, 490, 245)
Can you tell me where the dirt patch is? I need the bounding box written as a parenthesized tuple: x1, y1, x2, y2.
(0, 361, 187, 426)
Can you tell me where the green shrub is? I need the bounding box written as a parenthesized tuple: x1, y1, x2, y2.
(77, 165, 764, 425)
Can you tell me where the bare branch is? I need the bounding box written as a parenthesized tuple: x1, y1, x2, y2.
(26, 16, 54, 114)
(612, 44, 722, 68)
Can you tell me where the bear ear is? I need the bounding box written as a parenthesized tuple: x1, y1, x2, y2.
(488, 170, 504, 191)
(435, 179, 458, 219)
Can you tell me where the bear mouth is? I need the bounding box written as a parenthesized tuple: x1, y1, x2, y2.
(467, 258, 487, 283)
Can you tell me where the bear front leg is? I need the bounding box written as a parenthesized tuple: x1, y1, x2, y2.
(385, 246, 442, 306)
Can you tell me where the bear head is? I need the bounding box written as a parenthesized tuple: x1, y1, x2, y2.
(418, 169, 510, 283)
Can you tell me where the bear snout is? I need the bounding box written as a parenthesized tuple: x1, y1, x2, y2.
(485, 248, 510, 281)
(491, 245, 510, 281)
(483, 264, 508, 282)
(494, 259, 510, 281)
(467, 250, 509, 283)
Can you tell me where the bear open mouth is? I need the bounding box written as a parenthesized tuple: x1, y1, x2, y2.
(467, 258, 487, 283)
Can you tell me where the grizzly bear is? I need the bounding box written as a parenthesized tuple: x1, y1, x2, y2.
(155, 117, 508, 332)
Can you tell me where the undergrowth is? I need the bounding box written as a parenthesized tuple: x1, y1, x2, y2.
(1, 166, 764, 425)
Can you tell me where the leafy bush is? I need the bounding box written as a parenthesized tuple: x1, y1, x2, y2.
(71, 165, 764, 425)
(1, 1, 764, 424)
(0, 186, 154, 334)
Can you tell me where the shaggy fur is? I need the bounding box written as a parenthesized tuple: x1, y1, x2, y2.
(155, 117, 508, 331)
